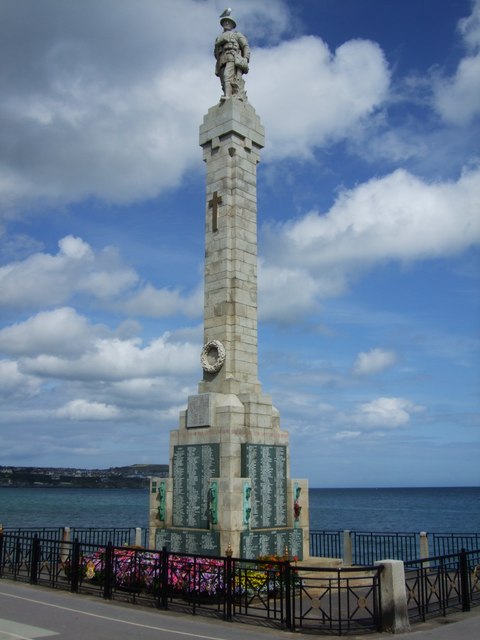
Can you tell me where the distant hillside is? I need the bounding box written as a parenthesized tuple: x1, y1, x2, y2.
(0, 464, 169, 489)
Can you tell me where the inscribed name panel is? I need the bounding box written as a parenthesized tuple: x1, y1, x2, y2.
(172, 444, 219, 528)
(187, 394, 213, 428)
(240, 528, 303, 560)
(241, 444, 287, 528)
(155, 528, 220, 555)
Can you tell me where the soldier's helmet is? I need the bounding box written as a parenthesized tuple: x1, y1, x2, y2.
(220, 15, 237, 29)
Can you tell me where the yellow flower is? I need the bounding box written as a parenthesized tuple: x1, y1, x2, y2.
(85, 560, 95, 580)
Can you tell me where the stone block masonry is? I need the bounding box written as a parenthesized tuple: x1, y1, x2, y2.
(199, 99, 265, 395)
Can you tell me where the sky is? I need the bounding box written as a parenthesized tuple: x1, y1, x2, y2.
(0, 0, 479, 488)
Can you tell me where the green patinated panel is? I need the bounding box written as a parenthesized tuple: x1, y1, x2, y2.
(172, 444, 220, 529)
(241, 444, 287, 528)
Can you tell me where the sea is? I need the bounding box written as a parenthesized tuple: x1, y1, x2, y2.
(1, 486, 479, 533)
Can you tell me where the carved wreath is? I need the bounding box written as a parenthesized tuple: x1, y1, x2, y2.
(201, 340, 226, 374)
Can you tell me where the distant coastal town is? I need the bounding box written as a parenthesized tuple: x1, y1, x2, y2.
(0, 464, 168, 489)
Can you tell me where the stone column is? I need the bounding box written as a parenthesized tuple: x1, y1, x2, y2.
(199, 97, 265, 396)
(148, 95, 309, 560)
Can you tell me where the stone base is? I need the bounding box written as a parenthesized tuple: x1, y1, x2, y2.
(149, 389, 309, 560)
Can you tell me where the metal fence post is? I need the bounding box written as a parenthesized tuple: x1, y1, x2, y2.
(70, 539, 80, 593)
(160, 546, 169, 610)
(375, 564, 383, 632)
(0, 526, 4, 577)
(284, 560, 292, 630)
(29, 535, 40, 585)
(459, 548, 471, 612)
(103, 542, 113, 600)
(438, 556, 447, 617)
(343, 530, 352, 565)
(225, 546, 233, 621)
(14, 538, 21, 579)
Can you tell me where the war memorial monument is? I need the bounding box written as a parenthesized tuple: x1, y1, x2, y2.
(149, 11, 309, 559)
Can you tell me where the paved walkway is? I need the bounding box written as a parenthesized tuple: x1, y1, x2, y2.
(0, 580, 479, 640)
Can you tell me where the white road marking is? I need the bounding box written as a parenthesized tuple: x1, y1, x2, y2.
(0, 617, 58, 639)
(0, 591, 231, 640)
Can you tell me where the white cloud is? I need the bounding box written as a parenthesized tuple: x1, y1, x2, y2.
(258, 263, 321, 322)
(286, 168, 480, 263)
(0, 307, 102, 357)
(353, 397, 424, 430)
(0, 236, 137, 310)
(0, 305, 200, 416)
(433, 0, 480, 125)
(0, 0, 391, 216)
(57, 399, 120, 421)
(250, 36, 390, 159)
(353, 348, 397, 375)
(0, 1, 217, 210)
(19, 333, 198, 382)
(433, 54, 480, 126)
(108, 378, 194, 408)
(333, 430, 362, 441)
(0, 0, 289, 213)
(59, 236, 91, 259)
(0, 236, 202, 317)
(1, 0, 478, 225)
(121, 283, 203, 318)
(459, 0, 480, 49)
(260, 166, 480, 322)
(0, 360, 41, 400)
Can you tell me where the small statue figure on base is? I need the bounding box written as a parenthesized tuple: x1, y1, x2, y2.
(215, 9, 250, 101)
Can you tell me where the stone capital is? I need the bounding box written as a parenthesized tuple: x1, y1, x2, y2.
(199, 98, 265, 150)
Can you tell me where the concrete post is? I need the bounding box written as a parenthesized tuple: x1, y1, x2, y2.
(419, 531, 429, 562)
(375, 559, 411, 634)
(60, 527, 71, 564)
(135, 527, 142, 547)
(343, 530, 352, 565)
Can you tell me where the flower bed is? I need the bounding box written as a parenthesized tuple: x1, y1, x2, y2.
(74, 548, 226, 596)
(64, 547, 294, 599)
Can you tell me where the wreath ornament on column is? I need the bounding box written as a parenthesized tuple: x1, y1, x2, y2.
(201, 339, 226, 374)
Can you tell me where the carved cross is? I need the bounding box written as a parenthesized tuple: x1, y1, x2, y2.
(208, 191, 222, 232)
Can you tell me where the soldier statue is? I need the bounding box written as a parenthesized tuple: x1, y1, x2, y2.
(214, 10, 250, 101)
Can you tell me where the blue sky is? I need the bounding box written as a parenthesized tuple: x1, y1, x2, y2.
(0, 0, 479, 488)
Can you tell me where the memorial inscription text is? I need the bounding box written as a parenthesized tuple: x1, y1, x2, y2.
(172, 444, 220, 528)
(241, 444, 287, 528)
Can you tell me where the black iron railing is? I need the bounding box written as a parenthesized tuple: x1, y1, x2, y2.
(291, 564, 382, 635)
(310, 530, 343, 558)
(2, 527, 145, 547)
(353, 532, 418, 565)
(2, 527, 65, 541)
(310, 530, 480, 565)
(405, 548, 480, 622)
(5, 528, 480, 564)
(0, 531, 382, 636)
(2, 528, 478, 634)
(432, 533, 480, 557)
